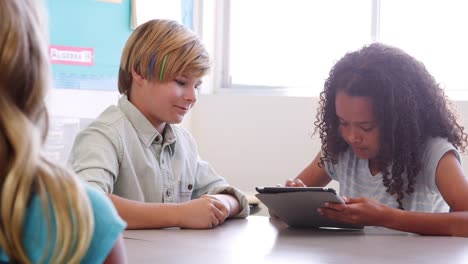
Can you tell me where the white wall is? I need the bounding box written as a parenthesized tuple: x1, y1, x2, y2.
(190, 94, 327, 194)
(190, 94, 468, 196)
(47, 89, 120, 119)
(46, 89, 468, 197)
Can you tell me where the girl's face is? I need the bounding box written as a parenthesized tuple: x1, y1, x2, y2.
(335, 91, 380, 160)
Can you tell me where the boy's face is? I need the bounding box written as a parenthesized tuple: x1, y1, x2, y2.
(132, 74, 202, 133)
(335, 91, 380, 161)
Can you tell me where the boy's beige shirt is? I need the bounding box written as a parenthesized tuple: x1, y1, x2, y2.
(68, 96, 249, 218)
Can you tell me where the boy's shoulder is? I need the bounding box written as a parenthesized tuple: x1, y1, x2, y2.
(93, 105, 127, 127)
(171, 124, 191, 136)
(170, 125, 196, 144)
(81, 105, 130, 136)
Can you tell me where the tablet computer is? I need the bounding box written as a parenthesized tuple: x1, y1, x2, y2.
(255, 186, 363, 230)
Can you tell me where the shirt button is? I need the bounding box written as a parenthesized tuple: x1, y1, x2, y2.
(166, 189, 171, 196)
(155, 135, 161, 142)
(188, 184, 193, 190)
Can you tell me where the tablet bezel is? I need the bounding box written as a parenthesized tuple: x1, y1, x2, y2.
(256, 186, 337, 195)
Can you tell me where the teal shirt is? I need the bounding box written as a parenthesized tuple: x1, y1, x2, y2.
(0, 183, 126, 263)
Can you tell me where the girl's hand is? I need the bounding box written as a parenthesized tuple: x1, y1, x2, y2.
(285, 178, 307, 187)
(176, 195, 229, 229)
(317, 197, 393, 227)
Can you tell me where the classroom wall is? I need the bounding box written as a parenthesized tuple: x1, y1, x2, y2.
(46, 89, 468, 197)
(46, 90, 328, 195)
(189, 93, 468, 195)
(44, 1, 468, 197)
(190, 94, 320, 193)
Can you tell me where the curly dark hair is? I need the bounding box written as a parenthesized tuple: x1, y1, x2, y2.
(315, 43, 468, 209)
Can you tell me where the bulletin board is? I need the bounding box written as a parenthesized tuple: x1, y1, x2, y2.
(46, 0, 133, 90)
(46, 0, 193, 91)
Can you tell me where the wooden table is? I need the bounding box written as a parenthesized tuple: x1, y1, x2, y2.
(124, 216, 468, 264)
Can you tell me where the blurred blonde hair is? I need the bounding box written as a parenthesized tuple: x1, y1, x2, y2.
(0, 0, 93, 263)
(118, 19, 210, 95)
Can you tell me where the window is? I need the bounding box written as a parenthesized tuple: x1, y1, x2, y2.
(208, 0, 468, 98)
(227, 0, 372, 96)
(379, 0, 468, 98)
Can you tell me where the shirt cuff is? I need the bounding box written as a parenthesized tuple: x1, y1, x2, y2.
(207, 186, 250, 218)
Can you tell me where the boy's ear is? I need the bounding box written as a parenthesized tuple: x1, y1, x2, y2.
(131, 69, 146, 86)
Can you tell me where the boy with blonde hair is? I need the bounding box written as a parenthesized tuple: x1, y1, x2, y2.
(69, 19, 249, 229)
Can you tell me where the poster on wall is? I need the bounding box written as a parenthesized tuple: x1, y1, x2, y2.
(46, 0, 132, 90)
(49, 45, 94, 66)
(46, 0, 193, 91)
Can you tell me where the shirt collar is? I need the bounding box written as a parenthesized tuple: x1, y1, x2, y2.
(118, 95, 176, 155)
(162, 125, 176, 156)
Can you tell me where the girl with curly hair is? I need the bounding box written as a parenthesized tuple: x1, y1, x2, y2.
(285, 43, 468, 236)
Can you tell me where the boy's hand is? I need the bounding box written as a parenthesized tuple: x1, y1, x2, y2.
(175, 195, 229, 229)
(203, 194, 234, 218)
